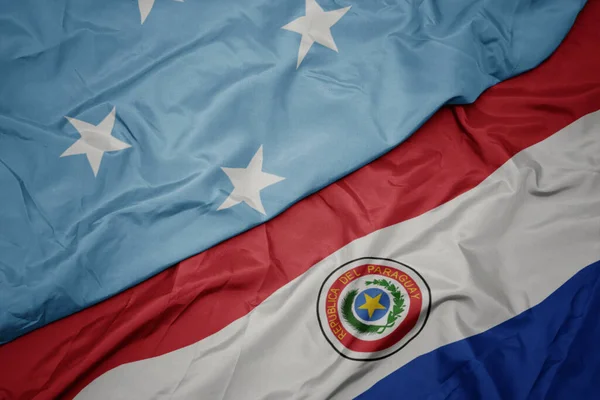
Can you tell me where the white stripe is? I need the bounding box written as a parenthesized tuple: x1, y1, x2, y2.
(77, 110, 600, 400)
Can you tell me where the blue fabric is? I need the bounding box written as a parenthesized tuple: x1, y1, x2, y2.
(357, 260, 600, 400)
(0, 0, 587, 343)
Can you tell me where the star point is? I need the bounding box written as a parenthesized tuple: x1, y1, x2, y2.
(138, 0, 184, 24)
(282, 0, 351, 68)
(218, 146, 285, 215)
(61, 107, 131, 177)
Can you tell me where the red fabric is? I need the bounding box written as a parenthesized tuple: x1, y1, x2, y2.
(2, 3, 600, 399)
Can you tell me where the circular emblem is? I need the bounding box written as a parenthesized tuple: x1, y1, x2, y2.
(317, 257, 431, 361)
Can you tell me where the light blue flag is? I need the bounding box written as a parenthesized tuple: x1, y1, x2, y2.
(0, 0, 587, 343)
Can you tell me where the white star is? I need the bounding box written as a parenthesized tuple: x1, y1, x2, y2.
(282, 0, 351, 68)
(218, 146, 285, 215)
(138, 0, 184, 24)
(61, 107, 131, 177)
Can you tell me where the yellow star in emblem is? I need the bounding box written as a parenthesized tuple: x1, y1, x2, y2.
(358, 293, 386, 319)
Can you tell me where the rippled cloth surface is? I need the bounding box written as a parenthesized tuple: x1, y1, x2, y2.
(0, 0, 587, 343)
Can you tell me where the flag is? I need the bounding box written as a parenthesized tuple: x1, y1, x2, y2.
(0, 0, 588, 344)
(1, 1, 599, 398)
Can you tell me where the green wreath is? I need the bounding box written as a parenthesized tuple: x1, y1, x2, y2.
(341, 279, 405, 335)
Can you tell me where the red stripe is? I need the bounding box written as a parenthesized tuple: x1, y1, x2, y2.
(2, 3, 600, 399)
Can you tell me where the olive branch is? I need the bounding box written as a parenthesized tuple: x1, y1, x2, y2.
(340, 280, 405, 335)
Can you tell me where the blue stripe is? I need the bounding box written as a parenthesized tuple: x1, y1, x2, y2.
(357, 260, 600, 400)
